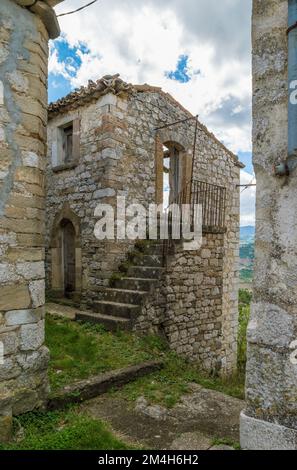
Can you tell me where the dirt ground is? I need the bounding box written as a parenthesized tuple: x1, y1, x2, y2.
(79, 384, 245, 450)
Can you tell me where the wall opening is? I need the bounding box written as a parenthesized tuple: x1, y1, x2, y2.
(50, 205, 82, 299)
(62, 124, 73, 164)
(162, 142, 184, 206)
(61, 219, 76, 294)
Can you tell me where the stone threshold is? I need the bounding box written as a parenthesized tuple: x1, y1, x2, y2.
(47, 360, 163, 410)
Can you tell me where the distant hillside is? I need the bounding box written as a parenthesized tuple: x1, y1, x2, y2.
(240, 225, 255, 244)
(239, 226, 255, 284)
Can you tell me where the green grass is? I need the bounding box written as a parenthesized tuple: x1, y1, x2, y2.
(46, 291, 250, 404)
(0, 409, 131, 450)
(111, 291, 252, 406)
(1, 290, 251, 450)
(238, 289, 251, 374)
(46, 315, 166, 392)
(46, 288, 251, 404)
(111, 351, 245, 408)
(211, 437, 241, 450)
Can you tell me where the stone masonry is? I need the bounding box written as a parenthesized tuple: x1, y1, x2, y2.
(0, 0, 63, 442)
(46, 75, 242, 374)
(241, 0, 297, 449)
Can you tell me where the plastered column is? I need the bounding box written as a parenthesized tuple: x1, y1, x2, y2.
(0, 0, 62, 442)
(241, 0, 297, 450)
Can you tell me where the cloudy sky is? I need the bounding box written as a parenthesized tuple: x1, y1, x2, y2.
(50, 0, 255, 227)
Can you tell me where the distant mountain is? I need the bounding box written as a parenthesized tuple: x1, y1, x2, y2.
(239, 226, 255, 283)
(240, 225, 255, 243)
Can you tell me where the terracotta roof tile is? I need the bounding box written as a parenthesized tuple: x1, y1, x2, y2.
(48, 74, 244, 168)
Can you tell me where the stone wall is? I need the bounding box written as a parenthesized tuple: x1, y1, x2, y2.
(136, 233, 230, 373)
(241, 0, 297, 450)
(0, 0, 62, 442)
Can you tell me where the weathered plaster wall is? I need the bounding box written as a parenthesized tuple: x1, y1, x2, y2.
(0, 0, 52, 441)
(241, 0, 297, 450)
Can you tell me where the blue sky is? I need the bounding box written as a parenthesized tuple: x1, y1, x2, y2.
(49, 0, 254, 225)
(48, 39, 90, 103)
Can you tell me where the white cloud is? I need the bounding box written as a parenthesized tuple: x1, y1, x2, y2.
(52, 0, 252, 155)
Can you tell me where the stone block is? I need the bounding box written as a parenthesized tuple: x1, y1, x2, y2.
(15, 167, 44, 186)
(0, 356, 21, 380)
(5, 307, 44, 326)
(98, 93, 117, 107)
(0, 263, 18, 284)
(201, 249, 211, 259)
(93, 188, 116, 199)
(29, 280, 45, 308)
(20, 320, 45, 351)
(0, 326, 19, 355)
(22, 151, 43, 169)
(16, 261, 44, 281)
(247, 302, 295, 349)
(16, 345, 49, 372)
(0, 284, 31, 311)
(7, 247, 44, 263)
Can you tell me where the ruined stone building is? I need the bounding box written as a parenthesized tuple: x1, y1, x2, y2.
(46, 74, 243, 374)
(0, 0, 64, 442)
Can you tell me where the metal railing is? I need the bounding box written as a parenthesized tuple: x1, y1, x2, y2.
(162, 179, 227, 264)
(191, 179, 226, 230)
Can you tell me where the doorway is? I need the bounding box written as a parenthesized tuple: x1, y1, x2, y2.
(61, 219, 76, 294)
(163, 142, 183, 207)
(50, 204, 82, 299)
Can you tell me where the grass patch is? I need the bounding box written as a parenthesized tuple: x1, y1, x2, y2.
(238, 289, 251, 374)
(47, 288, 251, 404)
(110, 290, 252, 406)
(46, 315, 166, 392)
(110, 351, 245, 408)
(0, 409, 131, 450)
(211, 437, 241, 450)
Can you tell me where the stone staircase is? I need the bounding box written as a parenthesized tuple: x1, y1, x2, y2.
(76, 241, 165, 331)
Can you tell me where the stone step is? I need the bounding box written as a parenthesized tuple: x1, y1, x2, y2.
(127, 266, 164, 279)
(96, 287, 148, 305)
(114, 277, 159, 291)
(137, 254, 163, 267)
(92, 300, 141, 319)
(75, 311, 131, 331)
(146, 244, 164, 256)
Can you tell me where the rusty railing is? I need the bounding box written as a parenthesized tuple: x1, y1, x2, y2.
(162, 179, 227, 264)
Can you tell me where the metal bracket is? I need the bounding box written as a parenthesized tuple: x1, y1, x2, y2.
(287, 21, 297, 34)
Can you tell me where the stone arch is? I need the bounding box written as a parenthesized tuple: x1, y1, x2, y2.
(155, 129, 192, 205)
(50, 203, 82, 296)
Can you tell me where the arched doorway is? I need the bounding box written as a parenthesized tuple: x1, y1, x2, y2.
(50, 204, 82, 299)
(61, 219, 76, 294)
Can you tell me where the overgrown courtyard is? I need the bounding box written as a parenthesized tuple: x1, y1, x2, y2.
(0, 290, 251, 450)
